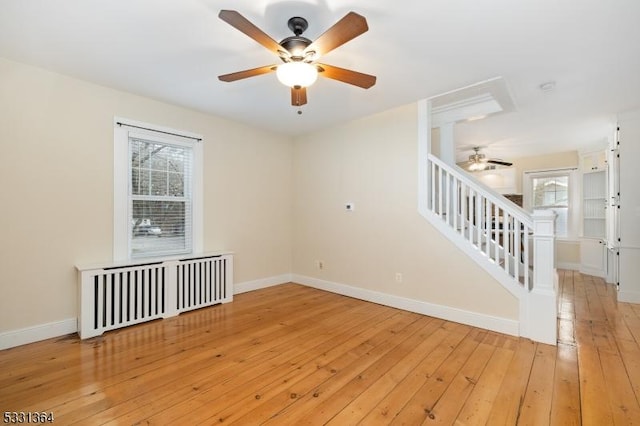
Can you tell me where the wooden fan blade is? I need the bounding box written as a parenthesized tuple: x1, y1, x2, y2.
(317, 63, 376, 89)
(219, 10, 286, 55)
(291, 86, 307, 106)
(304, 12, 368, 58)
(218, 65, 277, 82)
(487, 159, 513, 167)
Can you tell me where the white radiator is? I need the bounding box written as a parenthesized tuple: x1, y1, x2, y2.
(76, 253, 233, 339)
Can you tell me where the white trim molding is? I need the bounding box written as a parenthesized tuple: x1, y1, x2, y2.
(618, 290, 640, 304)
(0, 318, 77, 351)
(292, 274, 520, 337)
(234, 274, 293, 294)
(113, 117, 204, 262)
(557, 262, 580, 271)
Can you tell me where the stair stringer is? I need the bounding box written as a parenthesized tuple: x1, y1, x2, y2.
(422, 208, 530, 337)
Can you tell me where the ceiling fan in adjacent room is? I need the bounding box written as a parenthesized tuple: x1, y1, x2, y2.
(459, 146, 513, 171)
(217, 10, 376, 108)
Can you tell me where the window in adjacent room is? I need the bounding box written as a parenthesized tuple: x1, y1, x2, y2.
(523, 169, 578, 238)
(532, 174, 569, 235)
(114, 119, 202, 260)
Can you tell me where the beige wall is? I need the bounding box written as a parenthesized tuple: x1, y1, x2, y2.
(0, 57, 526, 336)
(556, 240, 580, 266)
(292, 104, 518, 320)
(0, 58, 293, 332)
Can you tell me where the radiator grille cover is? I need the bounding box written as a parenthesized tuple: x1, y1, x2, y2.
(78, 254, 233, 339)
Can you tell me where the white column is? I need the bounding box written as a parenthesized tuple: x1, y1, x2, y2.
(418, 99, 431, 217)
(527, 210, 558, 345)
(439, 122, 456, 166)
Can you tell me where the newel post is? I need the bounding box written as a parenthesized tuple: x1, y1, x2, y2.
(527, 210, 558, 345)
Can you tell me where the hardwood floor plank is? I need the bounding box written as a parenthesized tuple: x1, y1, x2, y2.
(2, 272, 640, 424)
(623, 315, 640, 345)
(578, 341, 614, 425)
(3, 286, 345, 412)
(0, 284, 323, 391)
(54, 290, 379, 423)
(380, 328, 486, 425)
(220, 311, 423, 425)
(190, 310, 407, 425)
(0, 283, 298, 374)
(417, 332, 496, 424)
(325, 323, 470, 425)
(557, 317, 575, 346)
(290, 318, 448, 425)
(256, 313, 428, 425)
(617, 338, 640, 403)
(123, 303, 403, 425)
(598, 347, 640, 424)
(485, 338, 536, 425)
(454, 343, 515, 424)
(518, 343, 557, 425)
(584, 276, 607, 322)
(550, 343, 581, 425)
(358, 325, 476, 425)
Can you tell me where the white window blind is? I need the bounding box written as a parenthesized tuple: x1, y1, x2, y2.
(129, 137, 193, 258)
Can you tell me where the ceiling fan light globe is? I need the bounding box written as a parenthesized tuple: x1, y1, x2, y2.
(469, 162, 486, 172)
(276, 62, 318, 88)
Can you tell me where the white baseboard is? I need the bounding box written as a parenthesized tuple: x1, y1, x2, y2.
(556, 262, 580, 271)
(234, 273, 292, 294)
(579, 266, 606, 278)
(0, 318, 77, 351)
(1, 272, 522, 350)
(618, 290, 640, 304)
(292, 274, 520, 337)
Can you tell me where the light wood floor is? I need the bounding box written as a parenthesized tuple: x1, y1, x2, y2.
(1, 270, 640, 425)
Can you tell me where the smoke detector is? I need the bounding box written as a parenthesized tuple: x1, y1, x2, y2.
(539, 81, 556, 92)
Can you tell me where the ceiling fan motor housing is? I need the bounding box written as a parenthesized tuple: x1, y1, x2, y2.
(280, 17, 312, 61)
(279, 36, 312, 59)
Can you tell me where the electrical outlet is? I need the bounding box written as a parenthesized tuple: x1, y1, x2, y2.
(395, 272, 403, 283)
(316, 260, 324, 270)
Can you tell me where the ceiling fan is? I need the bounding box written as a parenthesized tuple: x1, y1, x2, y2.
(459, 146, 513, 171)
(217, 10, 376, 108)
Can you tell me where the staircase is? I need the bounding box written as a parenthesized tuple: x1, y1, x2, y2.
(424, 153, 558, 345)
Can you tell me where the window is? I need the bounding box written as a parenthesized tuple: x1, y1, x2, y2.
(532, 175, 569, 236)
(524, 169, 578, 239)
(129, 137, 192, 257)
(114, 119, 202, 260)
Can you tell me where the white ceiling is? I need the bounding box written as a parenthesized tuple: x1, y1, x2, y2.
(1, 0, 639, 161)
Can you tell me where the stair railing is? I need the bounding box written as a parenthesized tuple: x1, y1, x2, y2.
(428, 154, 533, 287)
(426, 153, 558, 344)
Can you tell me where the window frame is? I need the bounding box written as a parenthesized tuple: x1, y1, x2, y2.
(523, 168, 579, 240)
(114, 118, 203, 261)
